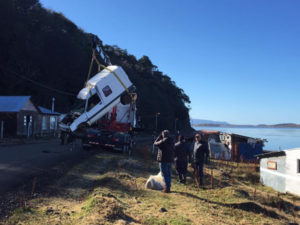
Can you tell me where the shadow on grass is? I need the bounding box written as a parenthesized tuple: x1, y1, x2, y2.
(173, 191, 288, 220)
(184, 170, 231, 190)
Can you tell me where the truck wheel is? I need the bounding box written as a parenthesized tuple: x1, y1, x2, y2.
(122, 145, 127, 154)
(120, 93, 131, 105)
(128, 146, 132, 156)
(63, 133, 69, 145)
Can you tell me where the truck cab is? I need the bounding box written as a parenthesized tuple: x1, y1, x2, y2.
(59, 65, 135, 132)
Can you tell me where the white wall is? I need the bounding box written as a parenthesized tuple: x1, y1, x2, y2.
(284, 148, 300, 196)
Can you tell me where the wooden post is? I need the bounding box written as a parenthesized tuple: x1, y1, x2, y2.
(231, 173, 234, 193)
(292, 197, 296, 223)
(211, 169, 213, 189)
(0, 120, 3, 139)
(277, 193, 281, 211)
(31, 177, 37, 198)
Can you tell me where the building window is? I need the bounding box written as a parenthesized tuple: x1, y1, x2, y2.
(267, 161, 277, 170)
(102, 85, 112, 97)
(50, 116, 56, 130)
(298, 159, 300, 173)
(42, 116, 47, 130)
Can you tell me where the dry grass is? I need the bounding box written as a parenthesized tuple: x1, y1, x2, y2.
(1, 143, 300, 225)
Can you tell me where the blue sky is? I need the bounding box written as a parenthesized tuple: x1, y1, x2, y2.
(40, 0, 300, 125)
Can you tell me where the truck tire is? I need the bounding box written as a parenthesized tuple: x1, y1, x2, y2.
(128, 145, 132, 156)
(120, 93, 131, 105)
(63, 133, 69, 145)
(122, 145, 127, 154)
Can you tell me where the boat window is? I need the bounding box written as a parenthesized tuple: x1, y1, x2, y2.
(87, 94, 101, 112)
(102, 85, 112, 97)
(298, 159, 300, 173)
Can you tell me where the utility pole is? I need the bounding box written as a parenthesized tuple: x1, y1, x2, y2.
(155, 112, 160, 131)
(52, 97, 55, 112)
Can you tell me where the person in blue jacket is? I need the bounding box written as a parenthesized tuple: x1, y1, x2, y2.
(154, 130, 174, 193)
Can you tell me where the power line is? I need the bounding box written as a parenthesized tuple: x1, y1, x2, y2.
(1, 66, 77, 96)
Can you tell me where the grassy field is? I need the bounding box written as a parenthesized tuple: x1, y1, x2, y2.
(1, 142, 299, 225)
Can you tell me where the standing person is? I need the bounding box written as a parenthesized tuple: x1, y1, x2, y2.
(154, 130, 174, 193)
(192, 133, 209, 187)
(174, 135, 190, 184)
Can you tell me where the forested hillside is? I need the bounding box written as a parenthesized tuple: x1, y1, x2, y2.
(0, 0, 191, 130)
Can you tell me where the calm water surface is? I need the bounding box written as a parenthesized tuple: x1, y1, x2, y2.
(193, 126, 300, 151)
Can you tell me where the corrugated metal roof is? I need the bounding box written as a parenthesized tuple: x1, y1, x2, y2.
(0, 96, 31, 112)
(256, 151, 286, 159)
(38, 106, 60, 115)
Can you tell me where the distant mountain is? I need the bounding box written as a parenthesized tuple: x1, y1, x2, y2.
(191, 120, 300, 128)
(190, 119, 229, 126)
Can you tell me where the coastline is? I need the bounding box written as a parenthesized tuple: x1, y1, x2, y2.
(192, 126, 300, 151)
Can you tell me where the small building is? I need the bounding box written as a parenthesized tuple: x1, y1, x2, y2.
(0, 96, 61, 137)
(257, 148, 300, 196)
(220, 133, 265, 162)
(37, 106, 60, 136)
(0, 96, 40, 137)
(200, 130, 231, 160)
(199, 130, 265, 162)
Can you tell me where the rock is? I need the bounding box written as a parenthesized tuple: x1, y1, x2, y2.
(107, 193, 115, 198)
(46, 207, 54, 215)
(64, 212, 70, 216)
(160, 207, 167, 212)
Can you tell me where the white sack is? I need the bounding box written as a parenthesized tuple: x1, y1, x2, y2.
(145, 172, 165, 190)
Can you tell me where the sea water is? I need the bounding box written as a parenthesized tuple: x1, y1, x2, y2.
(193, 126, 300, 151)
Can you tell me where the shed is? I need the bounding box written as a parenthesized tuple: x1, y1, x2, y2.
(198, 130, 265, 161)
(0, 96, 39, 137)
(37, 106, 60, 136)
(219, 133, 264, 162)
(199, 130, 231, 160)
(257, 148, 300, 196)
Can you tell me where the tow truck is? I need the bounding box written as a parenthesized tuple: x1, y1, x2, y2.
(59, 37, 137, 154)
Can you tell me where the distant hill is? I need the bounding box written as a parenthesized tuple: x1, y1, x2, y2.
(190, 119, 229, 126)
(191, 120, 300, 128)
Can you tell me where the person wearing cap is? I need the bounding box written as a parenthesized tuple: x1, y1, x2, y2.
(154, 130, 174, 193)
(174, 135, 190, 184)
(192, 133, 209, 187)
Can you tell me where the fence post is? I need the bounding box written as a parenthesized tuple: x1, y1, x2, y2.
(211, 169, 213, 189)
(0, 120, 3, 139)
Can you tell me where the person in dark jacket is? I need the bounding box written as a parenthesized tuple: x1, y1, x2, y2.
(174, 135, 190, 184)
(154, 130, 174, 193)
(192, 133, 209, 187)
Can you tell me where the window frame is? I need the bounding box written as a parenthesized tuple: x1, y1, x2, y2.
(86, 93, 101, 112)
(102, 85, 113, 97)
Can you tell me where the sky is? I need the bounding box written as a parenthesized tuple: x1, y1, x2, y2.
(40, 0, 300, 125)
